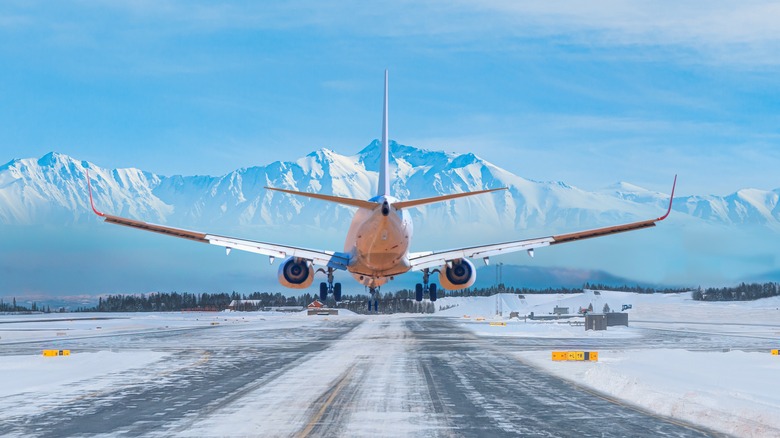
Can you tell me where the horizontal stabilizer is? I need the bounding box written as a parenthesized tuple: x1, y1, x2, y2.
(392, 187, 507, 210)
(265, 186, 378, 210)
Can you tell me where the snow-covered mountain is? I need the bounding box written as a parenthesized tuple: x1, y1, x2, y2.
(1, 142, 778, 233)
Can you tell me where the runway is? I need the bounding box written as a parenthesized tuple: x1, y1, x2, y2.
(0, 316, 728, 437)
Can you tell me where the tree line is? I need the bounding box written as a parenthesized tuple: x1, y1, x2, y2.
(2, 282, 777, 314)
(0, 298, 51, 313)
(692, 282, 779, 301)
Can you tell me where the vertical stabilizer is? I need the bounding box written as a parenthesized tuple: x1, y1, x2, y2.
(378, 70, 390, 197)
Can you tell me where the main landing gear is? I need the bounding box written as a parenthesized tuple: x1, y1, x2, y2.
(415, 268, 439, 302)
(318, 268, 342, 302)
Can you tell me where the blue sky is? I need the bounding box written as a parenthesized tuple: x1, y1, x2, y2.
(1, 1, 779, 196)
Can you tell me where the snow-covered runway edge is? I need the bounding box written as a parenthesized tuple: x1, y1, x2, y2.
(444, 291, 780, 437)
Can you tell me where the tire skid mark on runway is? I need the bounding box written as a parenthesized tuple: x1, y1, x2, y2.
(420, 360, 446, 416)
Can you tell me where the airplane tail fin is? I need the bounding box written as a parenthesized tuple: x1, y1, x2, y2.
(378, 69, 390, 198)
(266, 72, 506, 211)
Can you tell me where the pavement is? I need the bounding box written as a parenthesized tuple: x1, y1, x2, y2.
(0, 315, 733, 437)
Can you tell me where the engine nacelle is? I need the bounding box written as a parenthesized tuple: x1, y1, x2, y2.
(438, 258, 476, 290)
(277, 257, 315, 289)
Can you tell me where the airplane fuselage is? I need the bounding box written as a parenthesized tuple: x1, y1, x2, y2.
(344, 195, 413, 288)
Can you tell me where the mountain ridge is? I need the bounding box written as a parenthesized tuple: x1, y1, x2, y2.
(1, 142, 778, 233)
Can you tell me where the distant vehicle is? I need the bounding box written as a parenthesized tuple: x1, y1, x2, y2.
(87, 71, 676, 310)
(622, 304, 633, 311)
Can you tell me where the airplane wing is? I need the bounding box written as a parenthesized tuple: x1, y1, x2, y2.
(408, 176, 677, 271)
(86, 172, 349, 271)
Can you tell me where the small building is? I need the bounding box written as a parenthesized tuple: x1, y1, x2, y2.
(553, 306, 569, 315)
(606, 312, 629, 327)
(306, 299, 337, 315)
(307, 300, 325, 309)
(585, 314, 607, 331)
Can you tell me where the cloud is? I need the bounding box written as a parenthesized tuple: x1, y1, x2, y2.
(474, 1, 780, 44)
(5, 1, 780, 68)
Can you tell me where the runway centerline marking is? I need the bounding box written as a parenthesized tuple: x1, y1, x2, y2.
(296, 364, 356, 438)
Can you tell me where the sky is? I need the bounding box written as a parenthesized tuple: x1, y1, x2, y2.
(0, 1, 779, 197)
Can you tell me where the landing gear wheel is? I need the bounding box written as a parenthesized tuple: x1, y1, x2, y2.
(429, 283, 437, 302)
(415, 283, 424, 302)
(333, 283, 342, 302)
(319, 282, 328, 302)
(374, 300, 379, 312)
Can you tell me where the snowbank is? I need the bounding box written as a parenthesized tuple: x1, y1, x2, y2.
(521, 349, 780, 437)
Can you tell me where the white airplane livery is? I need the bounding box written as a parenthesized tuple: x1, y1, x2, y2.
(88, 71, 676, 310)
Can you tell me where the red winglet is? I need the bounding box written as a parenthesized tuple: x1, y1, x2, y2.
(86, 169, 105, 217)
(656, 174, 677, 221)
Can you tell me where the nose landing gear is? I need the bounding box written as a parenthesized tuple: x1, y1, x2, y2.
(367, 286, 379, 312)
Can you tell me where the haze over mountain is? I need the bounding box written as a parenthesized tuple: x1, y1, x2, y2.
(1, 142, 778, 297)
(2, 141, 778, 231)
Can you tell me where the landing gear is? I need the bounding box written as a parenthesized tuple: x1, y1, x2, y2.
(415, 283, 423, 302)
(333, 283, 342, 302)
(318, 268, 342, 302)
(367, 286, 380, 312)
(415, 269, 440, 302)
(319, 282, 328, 302)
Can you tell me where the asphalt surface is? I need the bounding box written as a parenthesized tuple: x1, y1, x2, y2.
(0, 316, 736, 437)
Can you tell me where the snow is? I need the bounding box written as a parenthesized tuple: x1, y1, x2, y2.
(0, 312, 264, 343)
(2, 294, 780, 436)
(520, 350, 780, 437)
(175, 317, 439, 437)
(446, 291, 780, 437)
(0, 351, 168, 418)
(3, 147, 778, 230)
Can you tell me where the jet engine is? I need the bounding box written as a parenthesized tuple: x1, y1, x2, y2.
(277, 257, 314, 289)
(438, 258, 476, 290)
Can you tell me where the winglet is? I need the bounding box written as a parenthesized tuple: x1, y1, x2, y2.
(85, 169, 105, 217)
(656, 174, 677, 221)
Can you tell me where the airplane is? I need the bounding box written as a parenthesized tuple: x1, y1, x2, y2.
(88, 70, 676, 311)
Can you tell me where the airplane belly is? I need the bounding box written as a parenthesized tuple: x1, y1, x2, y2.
(353, 212, 409, 272)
